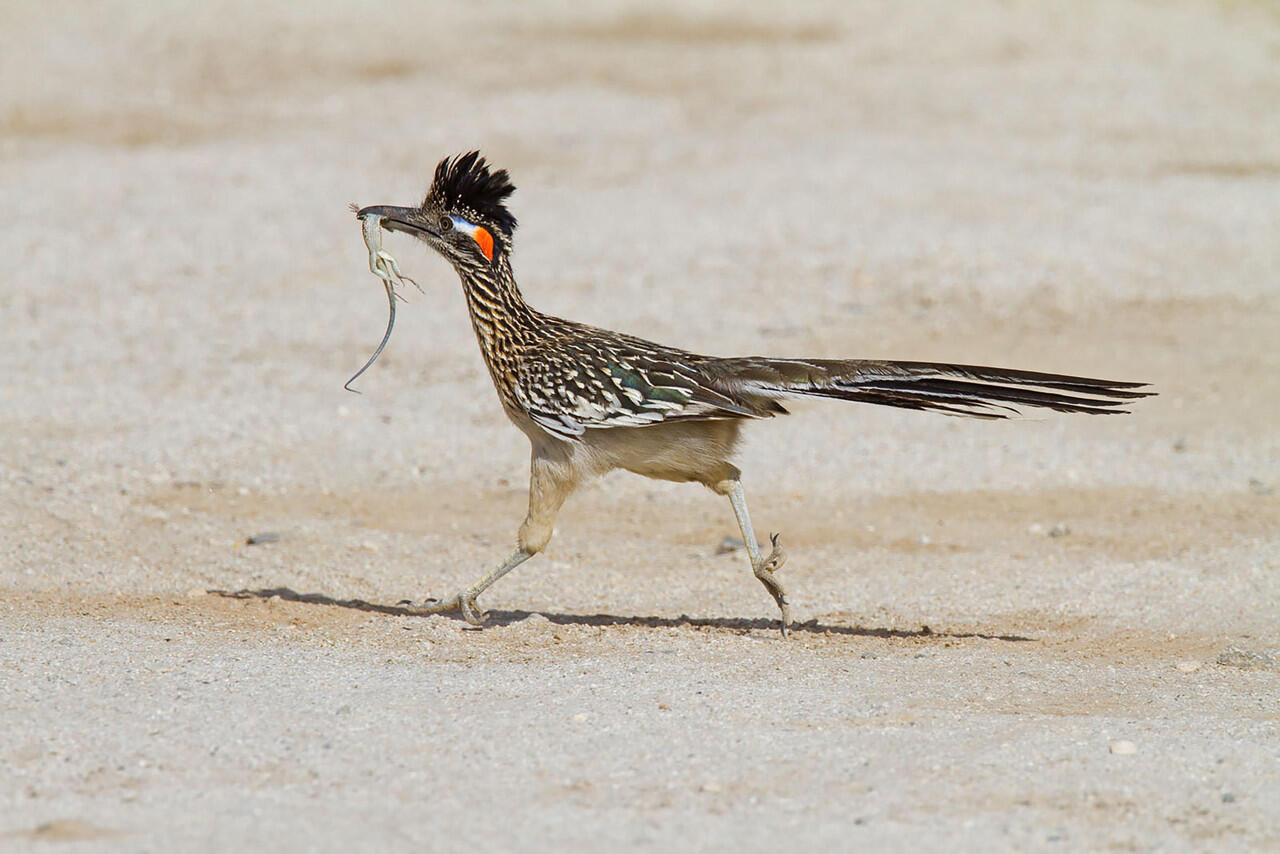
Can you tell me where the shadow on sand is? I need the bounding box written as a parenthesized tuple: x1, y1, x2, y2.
(208, 586, 1035, 642)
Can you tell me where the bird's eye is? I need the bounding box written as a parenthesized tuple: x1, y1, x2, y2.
(438, 215, 455, 233)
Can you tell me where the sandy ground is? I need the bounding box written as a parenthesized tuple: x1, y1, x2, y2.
(3, 0, 1279, 850)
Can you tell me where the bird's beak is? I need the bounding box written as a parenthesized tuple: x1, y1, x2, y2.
(355, 205, 438, 238)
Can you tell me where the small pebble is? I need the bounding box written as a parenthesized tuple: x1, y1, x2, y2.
(245, 532, 280, 545)
(1047, 523, 1070, 538)
(1110, 740, 1137, 755)
(1221, 792, 1236, 803)
(1174, 660, 1201, 673)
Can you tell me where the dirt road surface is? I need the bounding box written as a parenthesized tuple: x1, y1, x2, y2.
(2, 1, 1278, 850)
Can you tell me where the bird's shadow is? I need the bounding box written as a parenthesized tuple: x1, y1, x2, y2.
(207, 586, 1034, 642)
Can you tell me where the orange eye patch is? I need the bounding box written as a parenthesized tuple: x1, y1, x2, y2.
(449, 215, 497, 261)
(471, 225, 494, 261)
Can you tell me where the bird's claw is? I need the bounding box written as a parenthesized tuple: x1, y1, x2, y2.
(398, 591, 488, 625)
(458, 593, 488, 626)
(759, 533, 787, 575)
(752, 533, 791, 636)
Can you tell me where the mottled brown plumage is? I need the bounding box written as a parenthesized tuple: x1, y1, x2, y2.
(356, 152, 1152, 633)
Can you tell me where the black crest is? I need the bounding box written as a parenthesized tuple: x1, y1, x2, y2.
(426, 151, 517, 238)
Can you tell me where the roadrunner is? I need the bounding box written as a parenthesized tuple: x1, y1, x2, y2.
(356, 152, 1151, 633)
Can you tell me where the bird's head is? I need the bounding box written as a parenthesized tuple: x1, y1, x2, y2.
(357, 151, 516, 271)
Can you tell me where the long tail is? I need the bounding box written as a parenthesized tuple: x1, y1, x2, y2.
(715, 358, 1154, 419)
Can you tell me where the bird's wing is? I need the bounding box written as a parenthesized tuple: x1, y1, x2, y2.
(513, 339, 765, 441)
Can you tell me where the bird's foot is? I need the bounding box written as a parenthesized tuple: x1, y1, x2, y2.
(753, 533, 791, 636)
(398, 590, 488, 626)
(757, 533, 786, 573)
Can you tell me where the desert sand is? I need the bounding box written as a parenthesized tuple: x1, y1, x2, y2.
(2, 0, 1278, 850)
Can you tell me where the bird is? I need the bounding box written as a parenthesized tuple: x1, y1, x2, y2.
(355, 151, 1152, 634)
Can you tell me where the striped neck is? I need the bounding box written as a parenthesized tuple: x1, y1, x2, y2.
(455, 258, 538, 358)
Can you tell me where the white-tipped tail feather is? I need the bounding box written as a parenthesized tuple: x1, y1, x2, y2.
(719, 358, 1152, 419)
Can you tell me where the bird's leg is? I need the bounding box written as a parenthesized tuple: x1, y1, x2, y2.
(722, 479, 791, 635)
(400, 455, 576, 625)
(399, 547, 536, 624)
